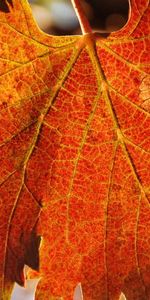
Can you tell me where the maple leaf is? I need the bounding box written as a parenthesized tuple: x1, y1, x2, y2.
(0, 0, 150, 299)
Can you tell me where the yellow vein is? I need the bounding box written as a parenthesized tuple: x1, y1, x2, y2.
(124, 135, 150, 155)
(93, 45, 150, 206)
(0, 21, 78, 49)
(0, 44, 77, 78)
(24, 183, 41, 207)
(105, 35, 150, 45)
(65, 93, 101, 241)
(2, 43, 83, 292)
(104, 141, 118, 297)
(108, 84, 150, 117)
(2, 117, 43, 293)
(65, 44, 105, 243)
(91, 34, 150, 293)
(134, 193, 148, 297)
(0, 119, 38, 149)
(0, 51, 50, 78)
(0, 170, 17, 187)
(0, 57, 22, 65)
(118, 137, 150, 206)
(128, 4, 150, 37)
(99, 42, 148, 75)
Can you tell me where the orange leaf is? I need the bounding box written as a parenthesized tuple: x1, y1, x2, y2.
(0, 0, 150, 299)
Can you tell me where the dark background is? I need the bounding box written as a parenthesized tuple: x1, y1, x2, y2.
(84, 0, 129, 31)
(29, 0, 129, 35)
(0, 0, 129, 34)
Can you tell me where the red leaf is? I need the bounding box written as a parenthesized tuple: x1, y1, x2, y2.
(0, 0, 150, 299)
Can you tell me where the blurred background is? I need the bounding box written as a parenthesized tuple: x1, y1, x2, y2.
(29, 0, 129, 35)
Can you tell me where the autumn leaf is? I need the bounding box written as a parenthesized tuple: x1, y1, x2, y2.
(0, 0, 150, 299)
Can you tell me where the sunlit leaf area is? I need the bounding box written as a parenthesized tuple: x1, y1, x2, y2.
(0, 0, 139, 300)
(10, 1, 129, 299)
